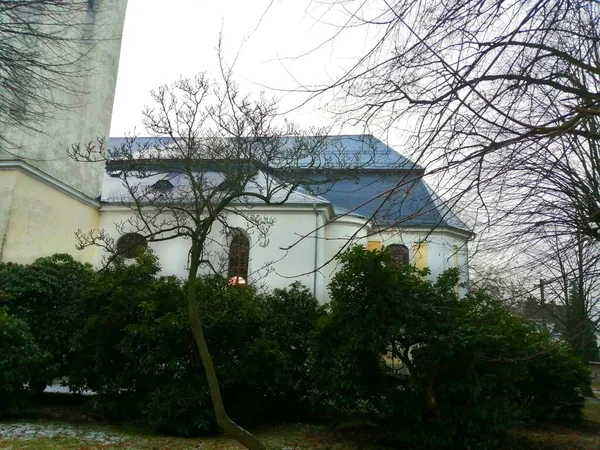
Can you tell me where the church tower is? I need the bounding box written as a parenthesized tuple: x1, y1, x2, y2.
(0, 0, 128, 263)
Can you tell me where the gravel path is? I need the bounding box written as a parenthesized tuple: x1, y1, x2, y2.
(0, 422, 128, 444)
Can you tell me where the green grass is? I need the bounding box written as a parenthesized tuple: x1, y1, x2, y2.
(2, 399, 600, 450)
(0, 421, 392, 450)
(506, 398, 600, 450)
(584, 398, 600, 424)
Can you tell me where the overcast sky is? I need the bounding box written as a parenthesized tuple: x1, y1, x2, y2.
(110, 0, 374, 138)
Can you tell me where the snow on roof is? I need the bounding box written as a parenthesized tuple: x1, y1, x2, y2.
(101, 169, 329, 206)
(105, 135, 469, 232)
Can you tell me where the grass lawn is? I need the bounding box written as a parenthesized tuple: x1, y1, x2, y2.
(1, 397, 599, 450)
(505, 399, 600, 450)
(0, 421, 393, 450)
(584, 398, 600, 423)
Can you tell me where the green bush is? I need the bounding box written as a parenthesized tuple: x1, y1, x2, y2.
(129, 277, 322, 434)
(67, 251, 181, 397)
(67, 254, 321, 435)
(314, 246, 589, 449)
(0, 247, 586, 444)
(261, 282, 324, 417)
(0, 308, 48, 417)
(124, 273, 270, 435)
(0, 254, 93, 388)
(518, 338, 588, 422)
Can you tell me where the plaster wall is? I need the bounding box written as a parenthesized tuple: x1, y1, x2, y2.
(95, 205, 332, 300)
(0, 171, 100, 264)
(322, 216, 370, 298)
(94, 207, 471, 302)
(0, 0, 129, 198)
(370, 228, 470, 296)
(0, 171, 19, 261)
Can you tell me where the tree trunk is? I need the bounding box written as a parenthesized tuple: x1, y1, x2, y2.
(396, 346, 440, 417)
(186, 246, 268, 450)
(425, 377, 440, 419)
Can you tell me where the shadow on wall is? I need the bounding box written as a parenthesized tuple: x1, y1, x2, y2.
(590, 362, 600, 384)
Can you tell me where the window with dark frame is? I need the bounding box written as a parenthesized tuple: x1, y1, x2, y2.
(387, 244, 409, 265)
(116, 233, 148, 259)
(227, 231, 250, 285)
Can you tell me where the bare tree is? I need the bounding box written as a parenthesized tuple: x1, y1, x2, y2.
(70, 67, 367, 449)
(0, 0, 113, 156)
(471, 227, 600, 364)
(469, 263, 531, 312)
(300, 0, 600, 244)
(523, 232, 600, 361)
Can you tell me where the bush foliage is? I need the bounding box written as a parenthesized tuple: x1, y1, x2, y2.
(0, 254, 93, 388)
(313, 246, 589, 449)
(0, 248, 589, 447)
(0, 308, 48, 417)
(66, 254, 322, 435)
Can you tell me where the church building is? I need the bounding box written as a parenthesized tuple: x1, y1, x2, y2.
(0, 0, 471, 302)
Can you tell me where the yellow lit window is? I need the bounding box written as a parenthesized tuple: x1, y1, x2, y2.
(367, 241, 382, 251)
(413, 242, 427, 270)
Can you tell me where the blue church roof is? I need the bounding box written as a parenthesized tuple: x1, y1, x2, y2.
(292, 135, 421, 170)
(107, 135, 469, 233)
(108, 135, 421, 170)
(304, 172, 469, 231)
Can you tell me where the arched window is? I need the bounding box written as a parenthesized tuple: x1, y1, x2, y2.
(227, 230, 250, 285)
(387, 244, 409, 265)
(116, 233, 147, 259)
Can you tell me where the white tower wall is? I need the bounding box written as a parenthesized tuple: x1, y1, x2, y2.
(0, 0, 129, 198)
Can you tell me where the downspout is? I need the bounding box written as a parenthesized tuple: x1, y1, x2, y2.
(312, 204, 319, 298)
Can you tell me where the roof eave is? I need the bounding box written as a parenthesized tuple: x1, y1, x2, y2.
(373, 222, 474, 239)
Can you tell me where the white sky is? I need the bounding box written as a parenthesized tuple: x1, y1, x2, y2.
(110, 0, 374, 138)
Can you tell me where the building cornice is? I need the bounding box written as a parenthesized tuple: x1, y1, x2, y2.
(328, 214, 370, 228)
(0, 160, 100, 209)
(374, 225, 474, 240)
(100, 202, 336, 215)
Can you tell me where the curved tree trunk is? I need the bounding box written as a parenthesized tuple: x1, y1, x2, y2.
(187, 244, 267, 450)
(396, 345, 441, 419)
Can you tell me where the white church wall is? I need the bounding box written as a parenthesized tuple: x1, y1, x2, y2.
(0, 171, 18, 262)
(321, 216, 370, 300)
(370, 228, 470, 296)
(96, 204, 333, 299)
(238, 207, 330, 297)
(95, 206, 470, 301)
(0, 170, 100, 264)
(0, 0, 128, 199)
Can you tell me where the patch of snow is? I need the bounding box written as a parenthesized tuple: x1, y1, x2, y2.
(0, 423, 128, 444)
(43, 383, 94, 396)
